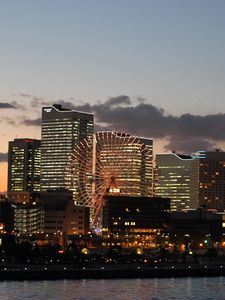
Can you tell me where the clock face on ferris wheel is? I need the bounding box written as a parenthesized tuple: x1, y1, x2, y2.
(65, 131, 152, 227)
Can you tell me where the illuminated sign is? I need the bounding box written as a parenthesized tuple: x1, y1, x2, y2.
(109, 188, 121, 193)
(192, 150, 206, 159)
(44, 108, 52, 113)
(24, 139, 33, 143)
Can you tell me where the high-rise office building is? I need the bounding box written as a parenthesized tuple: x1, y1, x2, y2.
(195, 150, 225, 211)
(91, 131, 153, 196)
(41, 104, 94, 191)
(94, 132, 154, 197)
(156, 150, 225, 212)
(139, 137, 154, 195)
(8, 139, 41, 192)
(155, 153, 198, 211)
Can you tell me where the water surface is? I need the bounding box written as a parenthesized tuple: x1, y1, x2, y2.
(0, 277, 224, 300)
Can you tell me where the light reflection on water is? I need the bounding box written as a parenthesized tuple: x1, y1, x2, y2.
(0, 277, 225, 300)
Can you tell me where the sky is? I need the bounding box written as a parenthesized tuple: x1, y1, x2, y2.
(0, 0, 225, 192)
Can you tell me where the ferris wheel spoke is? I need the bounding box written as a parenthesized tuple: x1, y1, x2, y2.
(94, 182, 109, 200)
(93, 201, 103, 222)
(94, 182, 108, 194)
(92, 194, 104, 216)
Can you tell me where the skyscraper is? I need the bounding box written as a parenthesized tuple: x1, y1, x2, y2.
(41, 104, 94, 191)
(8, 138, 41, 192)
(155, 153, 198, 211)
(194, 150, 225, 211)
(139, 137, 154, 195)
(156, 150, 225, 212)
(92, 132, 153, 196)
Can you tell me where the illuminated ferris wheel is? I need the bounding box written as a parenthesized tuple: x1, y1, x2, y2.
(65, 131, 153, 227)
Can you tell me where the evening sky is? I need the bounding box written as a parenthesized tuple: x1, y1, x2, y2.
(0, 0, 224, 191)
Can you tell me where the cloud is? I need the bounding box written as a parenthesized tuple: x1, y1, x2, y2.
(10, 101, 26, 110)
(54, 100, 78, 110)
(94, 123, 109, 132)
(57, 96, 169, 137)
(21, 118, 41, 126)
(103, 95, 131, 107)
(30, 97, 49, 108)
(164, 138, 217, 153)
(57, 95, 225, 153)
(0, 102, 16, 109)
(20, 93, 31, 98)
(0, 152, 8, 162)
(57, 95, 131, 112)
(16, 95, 225, 153)
(19, 93, 49, 108)
(2, 117, 16, 126)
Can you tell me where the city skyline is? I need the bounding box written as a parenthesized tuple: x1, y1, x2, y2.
(2, 95, 225, 192)
(1, 0, 225, 192)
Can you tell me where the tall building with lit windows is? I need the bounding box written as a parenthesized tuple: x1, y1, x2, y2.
(155, 153, 198, 211)
(156, 150, 225, 212)
(195, 150, 225, 211)
(95, 131, 154, 197)
(139, 137, 154, 194)
(41, 104, 94, 191)
(8, 138, 41, 192)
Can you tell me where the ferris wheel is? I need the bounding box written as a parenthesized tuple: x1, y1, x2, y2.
(65, 131, 153, 227)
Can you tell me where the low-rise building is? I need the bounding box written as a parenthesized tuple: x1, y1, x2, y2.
(40, 191, 90, 236)
(102, 195, 170, 249)
(7, 191, 40, 204)
(0, 197, 14, 233)
(169, 208, 225, 245)
(13, 202, 43, 234)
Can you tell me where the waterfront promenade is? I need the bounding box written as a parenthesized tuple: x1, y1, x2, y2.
(1, 261, 225, 280)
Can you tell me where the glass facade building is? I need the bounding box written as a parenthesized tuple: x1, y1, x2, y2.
(139, 137, 154, 196)
(94, 132, 154, 196)
(155, 153, 198, 211)
(8, 139, 41, 192)
(13, 202, 43, 234)
(156, 151, 225, 212)
(195, 151, 225, 211)
(41, 104, 94, 191)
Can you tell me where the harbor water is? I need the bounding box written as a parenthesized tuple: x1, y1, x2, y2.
(0, 277, 225, 300)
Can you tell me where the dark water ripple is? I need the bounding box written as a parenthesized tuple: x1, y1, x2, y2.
(0, 277, 225, 300)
